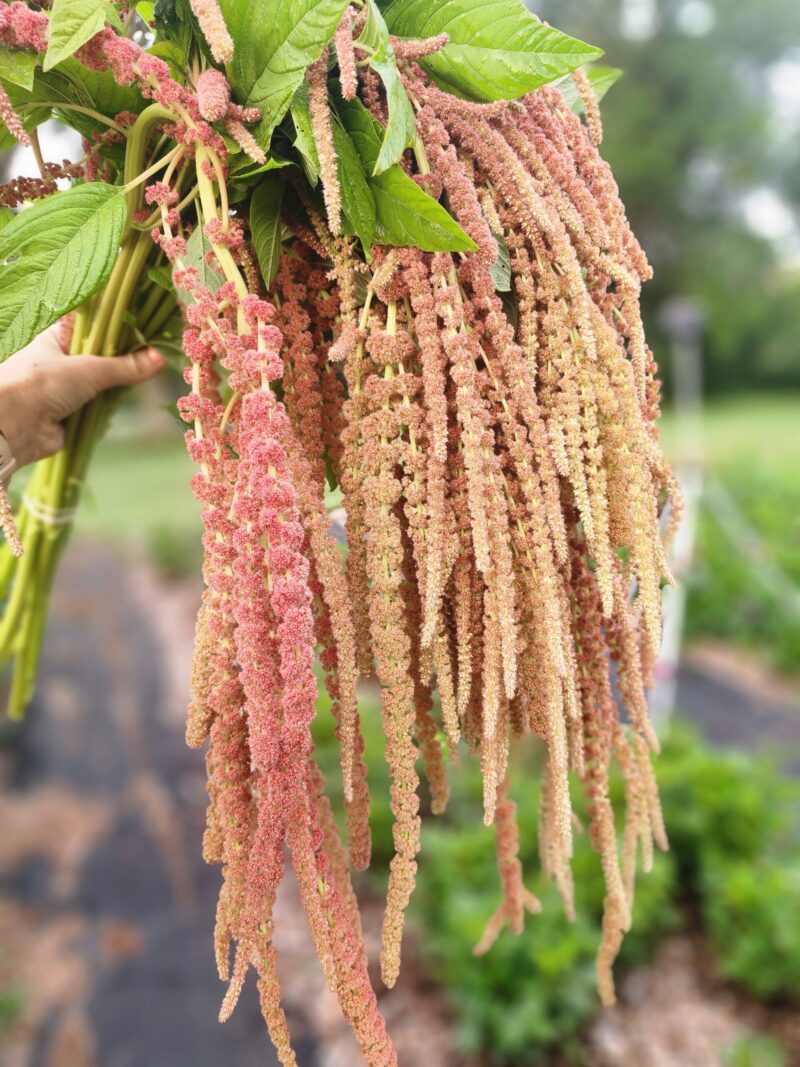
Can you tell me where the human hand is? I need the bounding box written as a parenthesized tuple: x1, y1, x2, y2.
(0, 326, 165, 469)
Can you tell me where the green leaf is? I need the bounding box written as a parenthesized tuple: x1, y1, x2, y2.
(0, 208, 15, 232)
(369, 57, 417, 173)
(250, 176, 285, 289)
(290, 83, 321, 186)
(231, 155, 292, 181)
(28, 60, 143, 161)
(219, 0, 349, 148)
(174, 226, 225, 303)
(103, 2, 127, 34)
(558, 65, 623, 114)
(355, 0, 416, 173)
(0, 184, 126, 362)
(45, 0, 109, 72)
(137, 2, 156, 21)
(147, 264, 174, 291)
(489, 232, 511, 292)
(339, 99, 476, 253)
(0, 49, 39, 91)
(383, 0, 602, 103)
(38, 60, 145, 130)
(370, 169, 476, 251)
(331, 120, 376, 251)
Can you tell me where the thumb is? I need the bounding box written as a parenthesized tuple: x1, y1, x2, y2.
(80, 348, 166, 391)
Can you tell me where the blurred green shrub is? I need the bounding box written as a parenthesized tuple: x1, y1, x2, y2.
(658, 727, 800, 1001)
(0, 989, 21, 1039)
(686, 473, 800, 673)
(146, 523, 203, 581)
(704, 859, 800, 1001)
(313, 700, 800, 1064)
(723, 1035, 787, 1067)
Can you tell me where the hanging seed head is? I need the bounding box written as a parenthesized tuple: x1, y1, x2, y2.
(189, 0, 234, 65)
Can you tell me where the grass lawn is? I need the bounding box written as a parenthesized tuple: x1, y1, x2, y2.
(659, 393, 799, 480)
(75, 434, 200, 543)
(661, 393, 800, 672)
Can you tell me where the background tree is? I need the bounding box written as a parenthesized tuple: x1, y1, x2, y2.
(537, 0, 800, 393)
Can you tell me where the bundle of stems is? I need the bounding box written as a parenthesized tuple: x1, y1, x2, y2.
(0, 109, 177, 716)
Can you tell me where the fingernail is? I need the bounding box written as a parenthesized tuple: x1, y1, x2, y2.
(148, 348, 166, 368)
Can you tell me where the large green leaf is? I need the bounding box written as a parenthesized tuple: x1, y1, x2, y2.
(290, 83, 321, 186)
(0, 184, 126, 362)
(558, 65, 623, 114)
(0, 49, 39, 91)
(250, 176, 285, 289)
(36, 60, 145, 141)
(355, 0, 416, 174)
(383, 0, 602, 103)
(44, 0, 108, 71)
(0, 64, 136, 156)
(332, 120, 376, 251)
(219, 0, 349, 148)
(339, 99, 475, 253)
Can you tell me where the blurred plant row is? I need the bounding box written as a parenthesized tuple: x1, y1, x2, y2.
(314, 703, 800, 1065)
(658, 397, 800, 675)
(687, 472, 800, 673)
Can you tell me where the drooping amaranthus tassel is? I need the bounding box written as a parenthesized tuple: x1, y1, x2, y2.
(188, 0, 234, 65)
(359, 302, 423, 988)
(570, 67, 604, 146)
(334, 7, 358, 101)
(474, 777, 541, 955)
(307, 49, 342, 235)
(0, 2, 49, 53)
(0, 83, 29, 146)
(313, 59, 674, 994)
(0, 484, 22, 557)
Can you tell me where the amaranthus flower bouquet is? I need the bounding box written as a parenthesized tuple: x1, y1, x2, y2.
(0, 1, 680, 1062)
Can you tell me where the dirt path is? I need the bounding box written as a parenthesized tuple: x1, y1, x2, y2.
(676, 643, 800, 767)
(0, 544, 286, 1067)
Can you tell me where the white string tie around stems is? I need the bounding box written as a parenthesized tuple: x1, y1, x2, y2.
(22, 493, 78, 527)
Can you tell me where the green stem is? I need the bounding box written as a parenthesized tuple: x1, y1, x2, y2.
(103, 233, 155, 355)
(85, 235, 139, 353)
(143, 290, 178, 338)
(195, 144, 248, 302)
(123, 103, 174, 222)
(137, 277, 168, 328)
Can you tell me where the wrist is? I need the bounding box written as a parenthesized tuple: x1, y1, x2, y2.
(0, 428, 16, 485)
(0, 377, 40, 470)
(0, 380, 23, 474)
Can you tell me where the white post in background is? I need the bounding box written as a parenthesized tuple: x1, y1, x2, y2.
(649, 297, 705, 730)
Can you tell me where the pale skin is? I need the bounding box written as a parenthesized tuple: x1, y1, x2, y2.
(0, 326, 165, 471)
